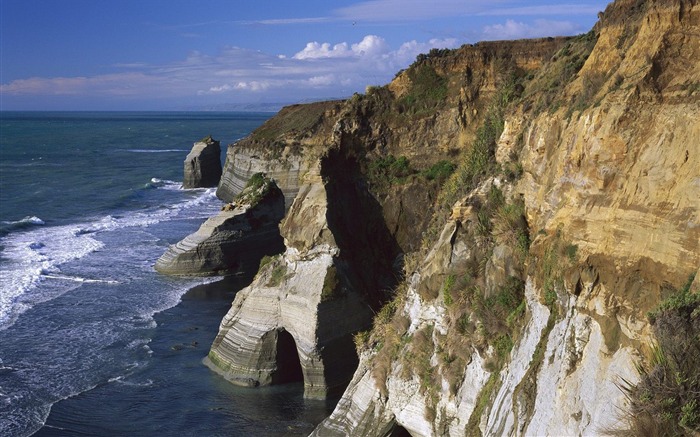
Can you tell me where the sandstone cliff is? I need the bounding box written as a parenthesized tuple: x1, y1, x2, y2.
(182, 135, 222, 188)
(197, 0, 699, 434)
(312, 0, 700, 435)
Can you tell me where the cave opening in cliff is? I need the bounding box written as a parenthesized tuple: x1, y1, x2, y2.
(389, 424, 412, 436)
(273, 329, 303, 384)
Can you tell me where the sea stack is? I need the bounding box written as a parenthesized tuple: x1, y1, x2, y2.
(182, 135, 222, 188)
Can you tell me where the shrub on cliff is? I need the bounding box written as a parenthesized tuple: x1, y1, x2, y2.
(367, 155, 414, 190)
(617, 274, 700, 436)
(235, 172, 274, 207)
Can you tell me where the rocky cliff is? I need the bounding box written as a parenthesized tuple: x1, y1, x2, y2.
(205, 149, 400, 398)
(155, 175, 285, 276)
(197, 0, 699, 434)
(311, 0, 700, 435)
(182, 135, 222, 188)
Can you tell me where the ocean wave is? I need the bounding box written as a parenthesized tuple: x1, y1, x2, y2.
(0, 187, 220, 331)
(0, 216, 46, 233)
(147, 177, 182, 190)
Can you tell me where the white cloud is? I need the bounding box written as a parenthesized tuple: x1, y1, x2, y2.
(1, 35, 460, 104)
(482, 19, 580, 40)
(292, 35, 389, 60)
(307, 75, 336, 87)
(234, 81, 271, 92)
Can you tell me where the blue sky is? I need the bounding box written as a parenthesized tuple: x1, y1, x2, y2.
(0, 0, 607, 110)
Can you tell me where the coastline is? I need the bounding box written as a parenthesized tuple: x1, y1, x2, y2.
(34, 276, 336, 436)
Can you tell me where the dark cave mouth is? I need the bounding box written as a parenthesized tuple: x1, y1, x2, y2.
(273, 329, 304, 384)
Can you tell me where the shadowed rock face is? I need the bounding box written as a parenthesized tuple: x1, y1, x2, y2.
(183, 137, 222, 188)
(205, 151, 401, 399)
(154, 180, 285, 276)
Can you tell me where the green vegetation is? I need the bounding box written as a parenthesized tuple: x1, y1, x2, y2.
(265, 260, 287, 287)
(396, 63, 448, 116)
(258, 254, 275, 271)
(618, 274, 700, 436)
(199, 134, 214, 143)
(235, 172, 273, 206)
(522, 30, 598, 115)
(250, 101, 336, 143)
(422, 160, 457, 182)
(366, 155, 414, 190)
(442, 274, 456, 306)
(467, 372, 501, 435)
(437, 72, 519, 213)
(538, 230, 579, 315)
(321, 265, 340, 301)
(648, 274, 699, 324)
(353, 330, 370, 352)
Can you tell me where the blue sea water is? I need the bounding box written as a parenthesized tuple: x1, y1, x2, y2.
(0, 112, 333, 436)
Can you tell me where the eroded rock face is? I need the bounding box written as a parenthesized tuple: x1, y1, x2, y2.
(313, 0, 700, 435)
(155, 179, 285, 276)
(206, 153, 400, 399)
(217, 145, 305, 209)
(183, 136, 222, 188)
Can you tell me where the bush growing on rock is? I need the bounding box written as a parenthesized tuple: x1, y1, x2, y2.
(618, 274, 700, 436)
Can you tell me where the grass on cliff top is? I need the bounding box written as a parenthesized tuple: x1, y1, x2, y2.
(249, 101, 340, 144)
(521, 29, 598, 116)
(395, 63, 448, 116)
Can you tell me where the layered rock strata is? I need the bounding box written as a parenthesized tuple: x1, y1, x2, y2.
(217, 145, 305, 210)
(206, 151, 401, 399)
(155, 177, 285, 276)
(182, 136, 222, 188)
(312, 0, 700, 435)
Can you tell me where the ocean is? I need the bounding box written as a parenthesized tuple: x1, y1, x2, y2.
(0, 112, 334, 436)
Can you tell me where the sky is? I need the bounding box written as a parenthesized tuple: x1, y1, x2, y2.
(0, 0, 608, 111)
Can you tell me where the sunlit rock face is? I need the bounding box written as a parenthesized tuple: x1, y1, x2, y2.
(217, 145, 304, 210)
(186, 0, 700, 431)
(312, 0, 700, 435)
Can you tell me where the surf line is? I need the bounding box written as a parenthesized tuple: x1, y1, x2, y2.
(41, 274, 120, 284)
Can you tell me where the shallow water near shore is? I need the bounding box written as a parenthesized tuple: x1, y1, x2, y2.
(0, 111, 334, 436)
(35, 277, 335, 437)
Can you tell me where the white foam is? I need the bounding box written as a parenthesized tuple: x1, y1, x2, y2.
(2, 216, 46, 226)
(0, 187, 220, 331)
(149, 177, 182, 190)
(41, 274, 120, 284)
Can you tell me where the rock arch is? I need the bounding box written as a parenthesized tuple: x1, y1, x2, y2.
(272, 329, 303, 384)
